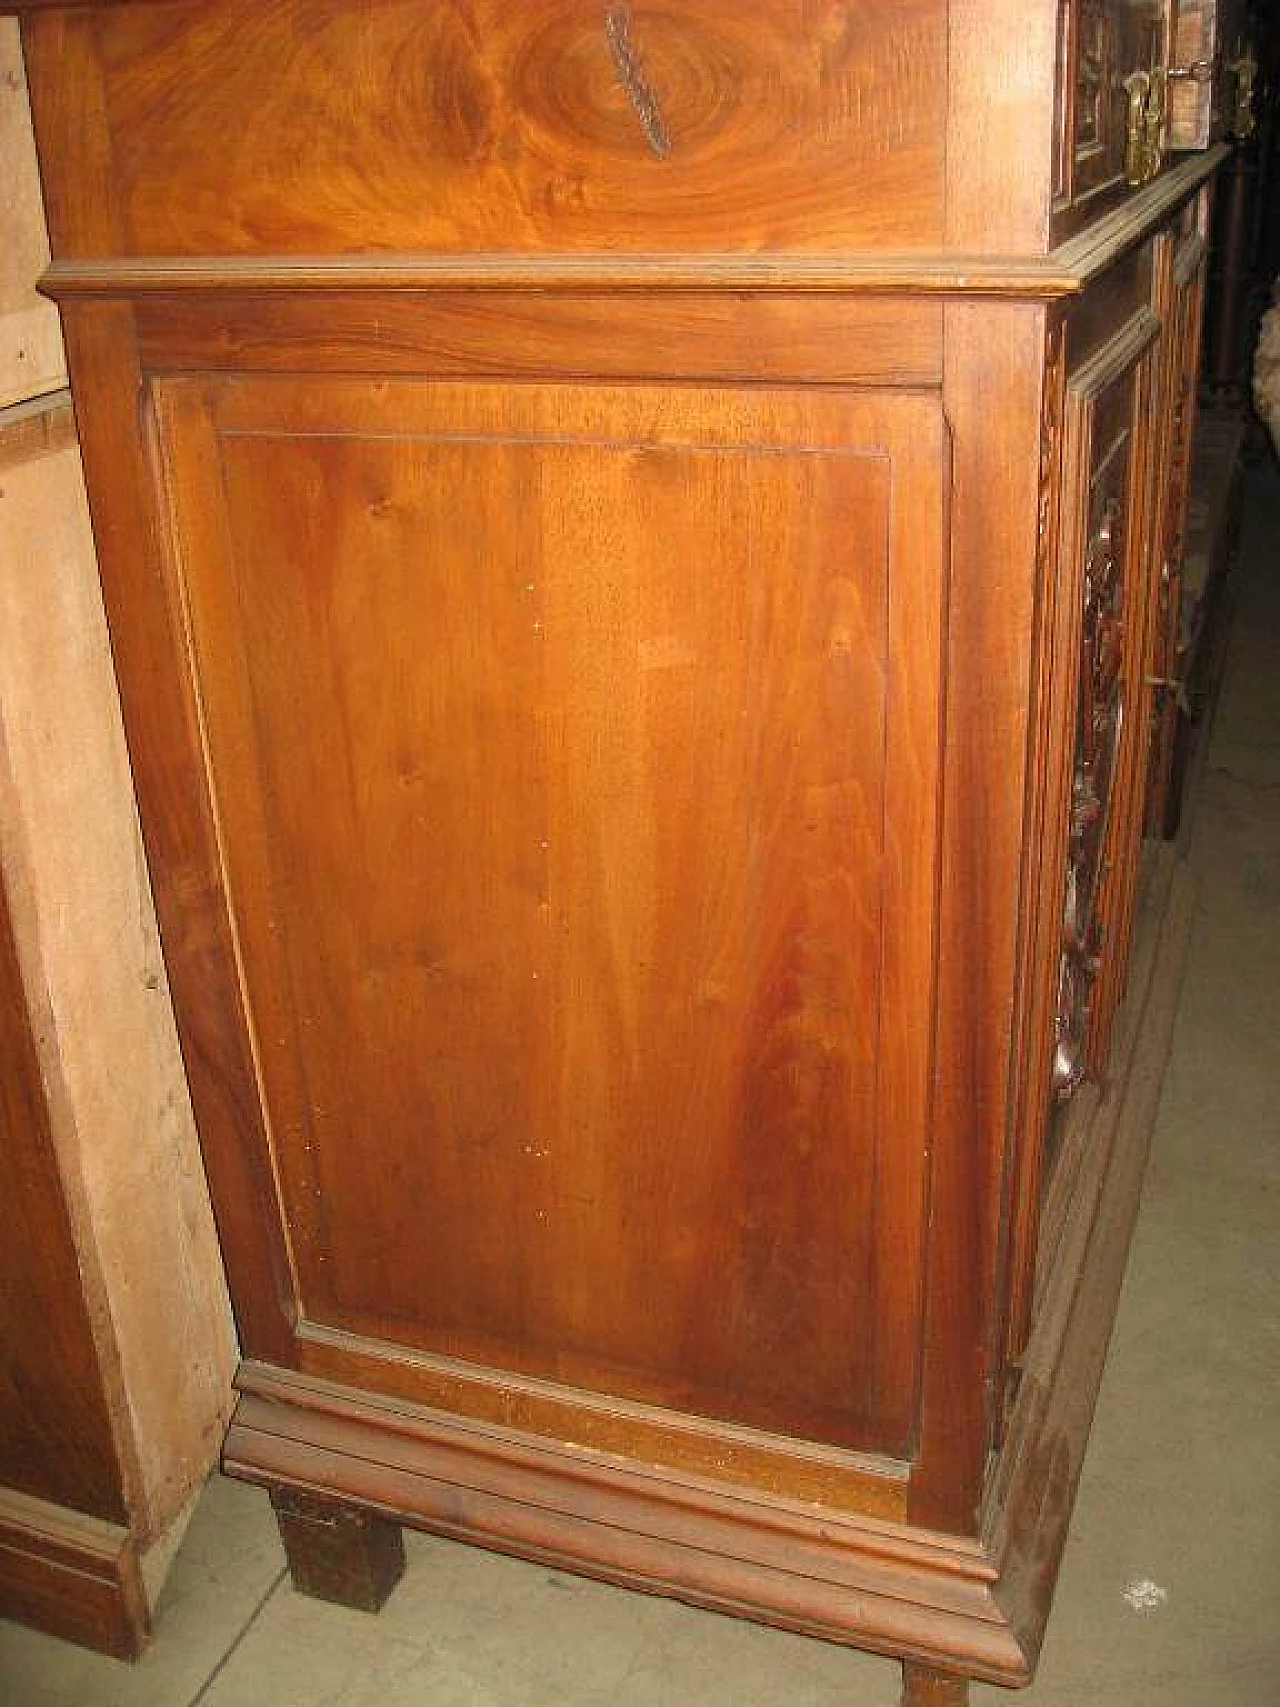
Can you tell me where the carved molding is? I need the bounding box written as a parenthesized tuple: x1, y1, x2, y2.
(1053, 493, 1125, 1098)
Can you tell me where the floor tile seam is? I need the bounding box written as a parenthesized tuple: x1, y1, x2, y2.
(185, 1565, 290, 1707)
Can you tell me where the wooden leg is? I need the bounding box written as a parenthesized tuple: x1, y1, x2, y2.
(270, 1489, 405, 1612)
(901, 1662, 970, 1707)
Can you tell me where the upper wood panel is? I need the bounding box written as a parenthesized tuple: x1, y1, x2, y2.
(23, 0, 947, 259)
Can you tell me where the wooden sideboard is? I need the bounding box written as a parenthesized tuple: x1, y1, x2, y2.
(8, 1, 1237, 1695)
(0, 17, 236, 1656)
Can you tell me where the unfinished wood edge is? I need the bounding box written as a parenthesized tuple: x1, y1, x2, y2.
(0, 1487, 149, 1660)
(0, 752, 149, 1528)
(136, 1483, 202, 1612)
(0, 305, 67, 413)
(224, 1366, 1030, 1686)
(0, 422, 238, 1539)
(983, 847, 1194, 1668)
(0, 388, 75, 470)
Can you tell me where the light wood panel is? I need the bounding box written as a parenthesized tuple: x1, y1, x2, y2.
(0, 18, 64, 404)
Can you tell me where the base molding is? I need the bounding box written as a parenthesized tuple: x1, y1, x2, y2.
(0, 1488, 149, 1660)
(226, 1362, 1028, 1685)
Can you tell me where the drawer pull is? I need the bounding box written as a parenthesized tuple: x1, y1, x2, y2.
(605, 4, 672, 159)
(1123, 71, 1151, 185)
(1123, 68, 1165, 187)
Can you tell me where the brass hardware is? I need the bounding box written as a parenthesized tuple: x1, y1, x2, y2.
(1123, 70, 1151, 186)
(1123, 66, 1164, 187)
(1228, 43, 1258, 140)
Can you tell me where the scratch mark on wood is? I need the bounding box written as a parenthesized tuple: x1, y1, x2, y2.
(605, 4, 671, 159)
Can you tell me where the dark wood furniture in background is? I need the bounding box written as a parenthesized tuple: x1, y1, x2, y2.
(0, 829, 144, 1659)
(8, 1, 1245, 1696)
(1201, 0, 1279, 406)
(0, 385, 237, 1661)
(1150, 0, 1274, 835)
(0, 25, 237, 1652)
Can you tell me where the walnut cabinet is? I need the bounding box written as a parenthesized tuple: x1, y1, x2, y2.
(9, 1, 1231, 1696)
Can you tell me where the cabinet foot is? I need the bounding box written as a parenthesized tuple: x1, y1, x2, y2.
(269, 1489, 405, 1612)
(901, 1662, 970, 1707)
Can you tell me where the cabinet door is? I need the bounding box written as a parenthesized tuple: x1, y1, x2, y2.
(1166, 0, 1245, 148)
(1146, 219, 1208, 834)
(1049, 310, 1162, 1117)
(1056, 0, 1168, 214)
(153, 376, 946, 1463)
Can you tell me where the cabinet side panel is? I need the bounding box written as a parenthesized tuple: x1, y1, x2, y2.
(157, 376, 946, 1459)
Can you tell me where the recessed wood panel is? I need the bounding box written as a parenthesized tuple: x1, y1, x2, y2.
(156, 378, 945, 1458)
(57, 0, 946, 257)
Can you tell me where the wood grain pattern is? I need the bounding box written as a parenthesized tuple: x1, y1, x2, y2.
(945, 0, 1059, 254)
(32, 0, 946, 258)
(133, 293, 945, 388)
(155, 375, 947, 1459)
(18, 8, 123, 258)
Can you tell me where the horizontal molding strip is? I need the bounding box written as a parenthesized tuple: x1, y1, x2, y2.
(0, 1486, 148, 1660)
(39, 154, 1223, 304)
(226, 1360, 1029, 1684)
(42, 252, 1086, 300)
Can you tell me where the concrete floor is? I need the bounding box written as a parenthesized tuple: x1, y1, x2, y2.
(2, 460, 1277, 1707)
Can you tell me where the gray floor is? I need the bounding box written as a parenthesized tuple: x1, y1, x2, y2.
(3, 461, 1278, 1707)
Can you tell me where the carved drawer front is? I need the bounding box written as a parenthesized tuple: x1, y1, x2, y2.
(1052, 308, 1161, 1102)
(26, 0, 946, 259)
